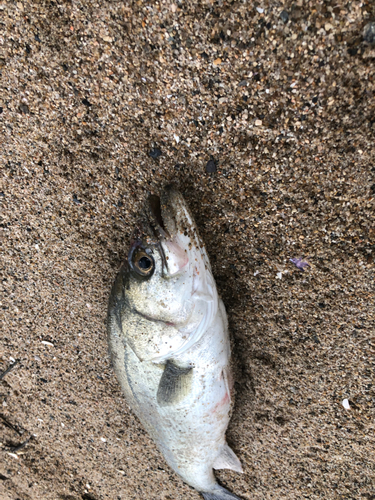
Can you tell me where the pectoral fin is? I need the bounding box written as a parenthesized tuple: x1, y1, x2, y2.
(213, 443, 243, 473)
(157, 360, 193, 407)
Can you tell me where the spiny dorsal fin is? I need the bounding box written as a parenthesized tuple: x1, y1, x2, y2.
(213, 443, 243, 473)
(157, 360, 193, 407)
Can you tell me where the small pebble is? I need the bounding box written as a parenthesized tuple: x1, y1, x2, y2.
(342, 399, 350, 410)
(149, 148, 162, 159)
(205, 159, 216, 173)
(82, 98, 92, 107)
(280, 10, 289, 23)
(19, 103, 29, 114)
(363, 22, 375, 44)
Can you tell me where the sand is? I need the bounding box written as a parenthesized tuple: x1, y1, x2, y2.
(1, 1, 374, 499)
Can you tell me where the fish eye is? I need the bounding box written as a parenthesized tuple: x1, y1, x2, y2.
(131, 248, 155, 278)
(138, 256, 152, 269)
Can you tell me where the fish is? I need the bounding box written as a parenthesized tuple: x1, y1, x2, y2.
(107, 185, 243, 499)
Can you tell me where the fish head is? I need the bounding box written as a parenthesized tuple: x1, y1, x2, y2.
(119, 185, 218, 361)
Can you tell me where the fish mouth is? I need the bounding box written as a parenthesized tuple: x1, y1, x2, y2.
(148, 193, 169, 240)
(147, 184, 195, 243)
(130, 186, 194, 275)
(146, 185, 195, 276)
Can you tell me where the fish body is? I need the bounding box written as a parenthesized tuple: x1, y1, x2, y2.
(107, 186, 242, 499)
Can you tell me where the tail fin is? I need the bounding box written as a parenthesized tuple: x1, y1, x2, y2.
(201, 484, 243, 500)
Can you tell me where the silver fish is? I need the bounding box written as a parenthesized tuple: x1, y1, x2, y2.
(107, 186, 243, 499)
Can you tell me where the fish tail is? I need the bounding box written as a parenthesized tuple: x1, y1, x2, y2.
(201, 484, 243, 500)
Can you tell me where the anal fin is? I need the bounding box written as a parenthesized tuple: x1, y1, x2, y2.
(157, 360, 193, 407)
(213, 443, 243, 473)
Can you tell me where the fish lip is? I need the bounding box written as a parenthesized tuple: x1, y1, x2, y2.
(147, 184, 182, 241)
(148, 194, 167, 236)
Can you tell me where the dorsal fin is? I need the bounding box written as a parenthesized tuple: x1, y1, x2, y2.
(157, 360, 193, 406)
(213, 443, 243, 473)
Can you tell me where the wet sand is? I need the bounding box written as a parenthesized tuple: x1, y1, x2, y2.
(1, 1, 374, 499)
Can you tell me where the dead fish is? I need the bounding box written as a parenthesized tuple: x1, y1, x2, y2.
(107, 185, 243, 499)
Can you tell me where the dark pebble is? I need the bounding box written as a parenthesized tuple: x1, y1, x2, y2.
(206, 159, 217, 173)
(290, 8, 302, 21)
(280, 10, 289, 23)
(149, 148, 162, 159)
(82, 98, 92, 107)
(363, 22, 375, 44)
(19, 104, 29, 114)
(82, 493, 97, 500)
(72, 194, 81, 204)
(0, 107, 3, 114)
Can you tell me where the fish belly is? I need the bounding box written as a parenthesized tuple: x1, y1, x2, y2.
(110, 303, 232, 492)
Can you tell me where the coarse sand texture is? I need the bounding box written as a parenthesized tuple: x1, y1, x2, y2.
(1, 1, 374, 500)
